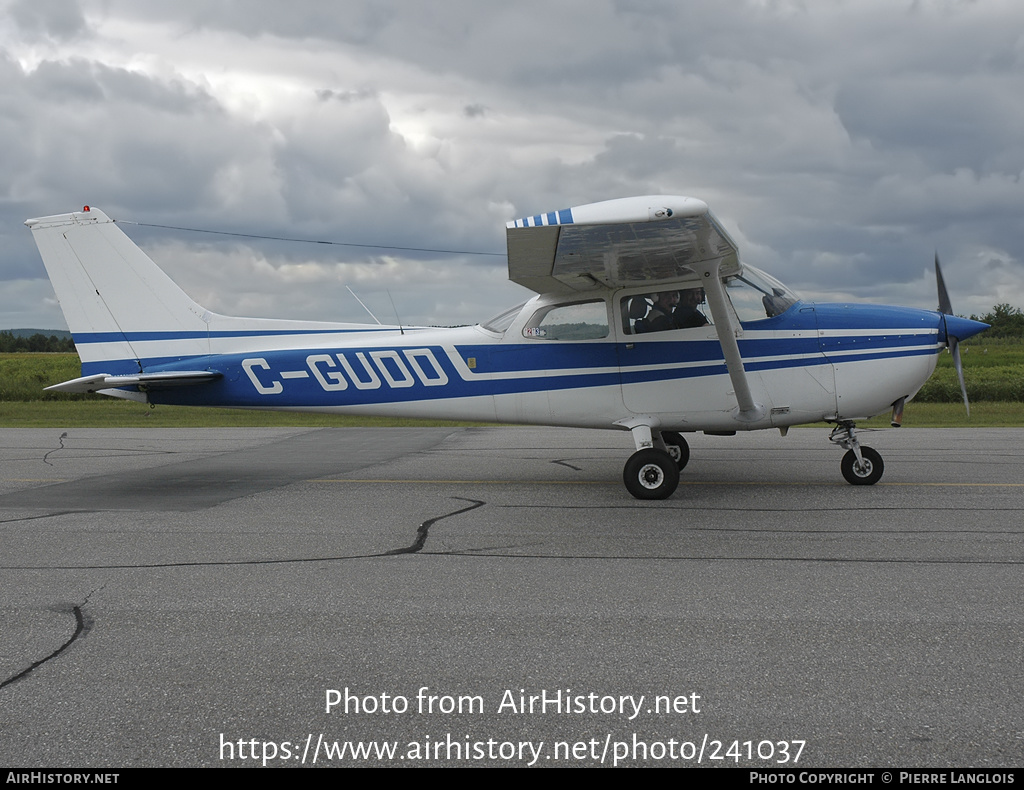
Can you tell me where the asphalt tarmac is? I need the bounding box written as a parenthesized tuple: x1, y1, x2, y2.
(1, 426, 1022, 768)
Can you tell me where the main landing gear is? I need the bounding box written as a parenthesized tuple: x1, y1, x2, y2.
(623, 449, 679, 500)
(621, 425, 690, 500)
(619, 420, 884, 499)
(830, 421, 884, 486)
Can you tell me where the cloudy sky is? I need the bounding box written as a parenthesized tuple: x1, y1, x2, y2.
(3, 0, 1023, 331)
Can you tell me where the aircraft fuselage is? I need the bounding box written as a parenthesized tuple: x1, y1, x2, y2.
(121, 297, 944, 433)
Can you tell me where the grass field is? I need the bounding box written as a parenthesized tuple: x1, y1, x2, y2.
(2, 348, 1021, 428)
(917, 342, 1024, 402)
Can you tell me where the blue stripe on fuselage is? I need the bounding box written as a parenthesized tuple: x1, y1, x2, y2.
(85, 301, 943, 408)
(149, 346, 625, 408)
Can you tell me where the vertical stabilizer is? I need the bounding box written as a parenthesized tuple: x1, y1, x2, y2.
(25, 207, 211, 374)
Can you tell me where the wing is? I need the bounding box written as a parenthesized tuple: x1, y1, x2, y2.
(505, 195, 740, 294)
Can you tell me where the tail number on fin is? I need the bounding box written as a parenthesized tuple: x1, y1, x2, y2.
(242, 349, 449, 396)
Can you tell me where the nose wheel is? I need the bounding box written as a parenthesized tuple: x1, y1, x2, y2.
(830, 421, 884, 486)
(840, 446, 884, 485)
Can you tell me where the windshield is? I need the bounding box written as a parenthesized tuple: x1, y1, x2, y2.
(480, 301, 527, 334)
(725, 264, 799, 322)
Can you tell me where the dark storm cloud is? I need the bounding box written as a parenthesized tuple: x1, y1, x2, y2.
(835, 76, 1024, 175)
(6, 59, 249, 214)
(25, 57, 219, 111)
(9, 0, 89, 41)
(3, 0, 1023, 328)
(0, 53, 263, 289)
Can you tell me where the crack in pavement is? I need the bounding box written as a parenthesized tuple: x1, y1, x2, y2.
(0, 498, 486, 684)
(1, 604, 85, 690)
(383, 497, 485, 555)
(0, 498, 487, 570)
(1, 585, 105, 690)
(0, 510, 92, 526)
(41, 433, 68, 467)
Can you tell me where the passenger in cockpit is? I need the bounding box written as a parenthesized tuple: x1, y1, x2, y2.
(644, 291, 680, 332)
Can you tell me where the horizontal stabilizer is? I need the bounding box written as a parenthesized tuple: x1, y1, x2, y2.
(45, 370, 222, 394)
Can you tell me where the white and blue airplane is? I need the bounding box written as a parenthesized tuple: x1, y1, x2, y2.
(26, 196, 988, 499)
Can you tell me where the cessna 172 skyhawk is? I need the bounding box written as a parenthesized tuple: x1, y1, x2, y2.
(26, 195, 988, 499)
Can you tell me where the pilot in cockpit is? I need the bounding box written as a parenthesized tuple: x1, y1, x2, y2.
(674, 287, 709, 328)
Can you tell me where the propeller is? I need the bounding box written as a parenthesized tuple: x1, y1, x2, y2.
(934, 254, 989, 417)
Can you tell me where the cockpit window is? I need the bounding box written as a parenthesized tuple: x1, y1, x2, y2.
(622, 287, 711, 335)
(725, 265, 798, 322)
(480, 301, 527, 334)
(522, 300, 609, 340)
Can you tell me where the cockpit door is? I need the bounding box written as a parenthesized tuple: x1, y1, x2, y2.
(615, 286, 725, 415)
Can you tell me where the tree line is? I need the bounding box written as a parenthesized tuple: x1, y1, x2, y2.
(0, 331, 76, 353)
(969, 304, 1024, 340)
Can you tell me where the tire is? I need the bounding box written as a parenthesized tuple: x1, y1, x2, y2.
(623, 449, 680, 500)
(841, 447, 884, 486)
(661, 431, 690, 470)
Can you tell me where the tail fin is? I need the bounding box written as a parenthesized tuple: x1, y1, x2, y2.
(25, 207, 211, 375)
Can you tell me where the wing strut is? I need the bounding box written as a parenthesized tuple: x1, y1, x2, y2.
(701, 263, 766, 422)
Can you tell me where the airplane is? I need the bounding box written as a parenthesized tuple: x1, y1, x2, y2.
(25, 195, 988, 499)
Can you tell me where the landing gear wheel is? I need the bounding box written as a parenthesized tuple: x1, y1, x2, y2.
(841, 446, 884, 486)
(623, 449, 680, 500)
(661, 431, 690, 470)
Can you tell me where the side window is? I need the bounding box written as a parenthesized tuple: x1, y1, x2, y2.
(522, 300, 609, 341)
(621, 288, 712, 335)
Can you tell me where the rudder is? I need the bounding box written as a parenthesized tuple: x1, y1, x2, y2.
(26, 207, 211, 374)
